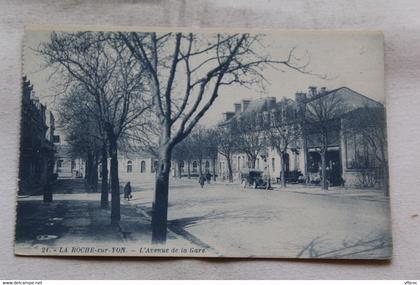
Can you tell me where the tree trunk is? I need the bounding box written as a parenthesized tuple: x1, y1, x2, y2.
(212, 158, 216, 181)
(86, 151, 93, 185)
(227, 155, 233, 182)
(187, 160, 191, 179)
(109, 138, 120, 224)
(151, 146, 172, 244)
(249, 156, 257, 169)
(43, 178, 53, 203)
(100, 143, 109, 208)
(320, 150, 328, 190)
(177, 161, 182, 178)
(84, 157, 89, 180)
(92, 154, 99, 191)
(280, 152, 286, 187)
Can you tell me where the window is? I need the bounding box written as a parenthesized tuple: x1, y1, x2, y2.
(53, 135, 60, 143)
(256, 158, 260, 169)
(238, 156, 241, 171)
(307, 152, 321, 172)
(272, 158, 275, 171)
(56, 159, 63, 173)
(127, 160, 132, 173)
(153, 160, 158, 172)
(205, 161, 210, 170)
(270, 111, 276, 126)
(346, 132, 375, 169)
(140, 160, 146, 173)
(192, 161, 198, 173)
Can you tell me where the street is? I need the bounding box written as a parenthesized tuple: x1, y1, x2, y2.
(15, 177, 392, 259)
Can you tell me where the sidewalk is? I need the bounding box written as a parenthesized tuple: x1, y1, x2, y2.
(168, 177, 389, 203)
(15, 178, 210, 255)
(277, 184, 389, 203)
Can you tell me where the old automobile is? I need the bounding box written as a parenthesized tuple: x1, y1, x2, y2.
(240, 168, 268, 189)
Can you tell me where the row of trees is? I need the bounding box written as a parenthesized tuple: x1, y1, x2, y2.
(172, 126, 218, 179)
(40, 32, 152, 221)
(170, 97, 301, 187)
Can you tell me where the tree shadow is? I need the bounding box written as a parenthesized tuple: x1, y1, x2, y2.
(297, 234, 392, 259)
(167, 210, 250, 250)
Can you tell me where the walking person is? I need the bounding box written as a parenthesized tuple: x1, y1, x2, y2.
(205, 172, 211, 184)
(199, 174, 205, 189)
(123, 181, 132, 201)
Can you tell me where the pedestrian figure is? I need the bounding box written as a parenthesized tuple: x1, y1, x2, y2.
(205, 172, 211, 184)
(326, 166, 331, 188)
(123, 181, 132, 201)
(199, 174, 205, 188)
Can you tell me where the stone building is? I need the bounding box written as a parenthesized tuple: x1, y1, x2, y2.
(18, 76, 56, 195)
(52, 128, 85, 178)
(116, 151, 217, 182)
(217, 96, 303, 182)
(112, 86, 387, 189)
(298, 86, 387, 188)
(116, 151, 158, 182)
(217, 86, 387, 188)
(172, 158, 217, 179)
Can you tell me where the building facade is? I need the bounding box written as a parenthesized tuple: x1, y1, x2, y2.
(116, 151, 158, 182)
(217, 96, 304, 182)
(52, 129, 85, 178)
(18, 76, 56, 195)
(217, 86, 387, 189)
(116, 152, 217, 182)
(299, 87, 387, 188)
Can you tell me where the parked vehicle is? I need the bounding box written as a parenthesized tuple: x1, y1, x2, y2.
(240, 168, 268, 189)
(285, 170, 305, 184)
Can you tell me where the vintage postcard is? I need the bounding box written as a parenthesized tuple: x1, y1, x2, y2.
(15, 26, 392, 259)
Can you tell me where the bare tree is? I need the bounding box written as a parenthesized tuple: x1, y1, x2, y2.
(119, 31, 310, 243)
(265, 98, 301, 187)
(213, 125, 237, 182)
(58, 84, 109, 207)
(189, 126, 210, 176)
(232, 111, 267, 169)
(205, 130, 219, 181)
(343, 105, 388, 196)
(303, 88, 346, 190)
(172, 138, 191, 178)
(38, 32, 151, 223)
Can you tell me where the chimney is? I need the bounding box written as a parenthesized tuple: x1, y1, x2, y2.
(320, 87, 327, 95)
(263, 110, 269, 124)
(242, 100, 251, 112)
(295, 92, 307, 116)
(295, 92, 307, 103)
(234, 103, 242, 114)
(308, 86, 317, 97)
(268, 97, 276, 108)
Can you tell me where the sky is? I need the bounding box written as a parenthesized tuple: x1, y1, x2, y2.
(23, 28, 384, 128)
